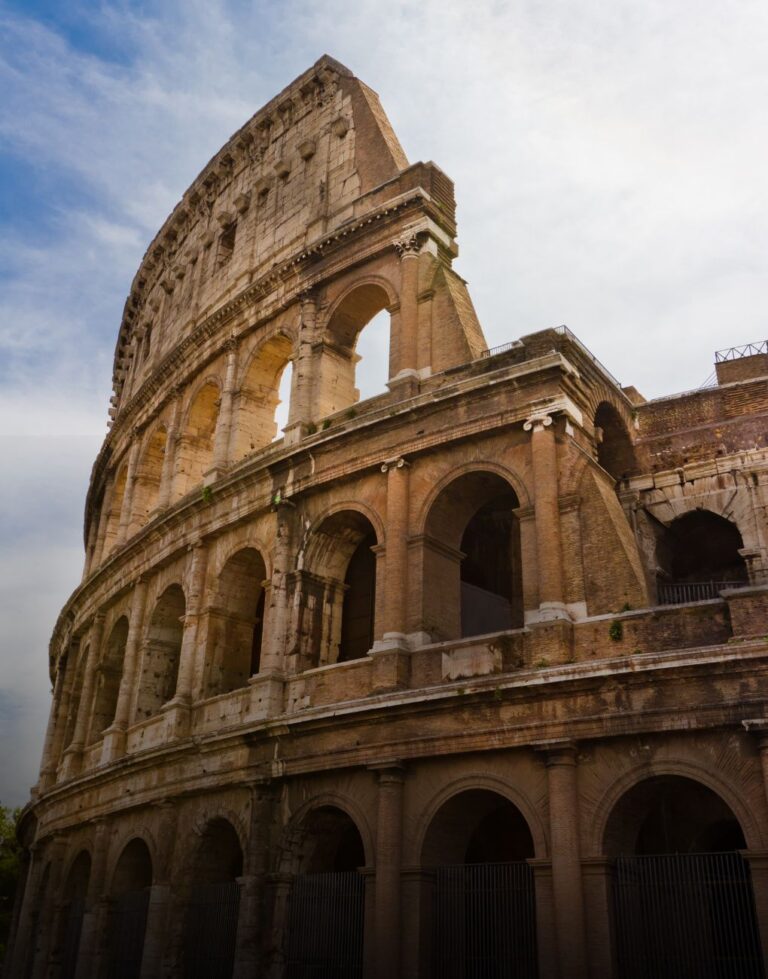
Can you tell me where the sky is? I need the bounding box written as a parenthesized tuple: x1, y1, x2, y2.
(1, 0, 767, 806)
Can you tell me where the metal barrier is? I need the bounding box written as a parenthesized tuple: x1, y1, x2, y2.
(612, 852, 765, 979)
(432, 862, 538, 979)
(285, 871, 365, 979)
(657, 580, 742, 604)
(106, 888, 150, 979)
(183, 881, 241, 979)
(60, 898, 85, 979)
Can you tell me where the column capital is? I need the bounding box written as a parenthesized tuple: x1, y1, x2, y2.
(368, 761, 406, 783)
(380, 456, 409, 473)
(536, 739, 579, 765)
(524, 412, 554, 433)
(393, 230, 423, 258)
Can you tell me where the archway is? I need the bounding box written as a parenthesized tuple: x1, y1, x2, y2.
(605, 775, 763, 978)
(59, 851, 90, 979)
(204, 548, 267, 697)
(136, 584, 186, 719)
(319, 283, 392, 417)
(656, 510, 749, 604)
(420, 789, 537, 979)
(297, 510, 379, 670)
(174, 381, 220, 498)
(131, 427, 167, 527)
(183, 818, 243, 979)
(423, 472, 523, 641)
(103, 464, 128, 555)
(594, 402, 637, 481)
(105, 839, 153, 979)
(231, 334, 294, 460)
(284, 806, 366, 978)
(89, 617, 128, 743)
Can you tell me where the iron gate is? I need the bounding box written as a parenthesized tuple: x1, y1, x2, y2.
(60, 897, 85, 979)
(432, 862, 538, 979)
(183, 880, 241, 979)
(107, 888, 151, 979)
(285, 871, 365, 979)
(612, 852, 765, 978)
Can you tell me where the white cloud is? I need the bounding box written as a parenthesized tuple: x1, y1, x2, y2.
(1, 0, 767, 801)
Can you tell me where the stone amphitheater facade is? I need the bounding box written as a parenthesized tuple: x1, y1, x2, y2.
(6, 56, 768, 979)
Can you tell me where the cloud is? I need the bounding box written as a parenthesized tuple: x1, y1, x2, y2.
(1, 0, 767, 802)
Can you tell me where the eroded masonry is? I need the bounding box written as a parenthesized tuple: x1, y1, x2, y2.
(6, 56, 768, 979)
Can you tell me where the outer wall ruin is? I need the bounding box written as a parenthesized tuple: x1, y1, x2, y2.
(6, 56, 768, 979)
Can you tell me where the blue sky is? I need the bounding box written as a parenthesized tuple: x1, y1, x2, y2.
(1, 0, 767, 805)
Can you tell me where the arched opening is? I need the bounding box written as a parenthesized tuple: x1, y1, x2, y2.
(655, 510, 749, 604)
(297, 511, 378, 670)
(62, 643, 88, 752)
(205, 548, 267, 697)
(231, 335, 293, 461)
(105, 839, 153, 979)
(284, 806, 366, 977)
(59, 851, 91, 979)
(131, 427, 167, 527)
(174, 381, 220, 498)
(136, 584, 186, 720)
(183, 819, 243, 979)
(420, 790, 537, 979)
(594, 402, 638, 481)
(423, 472, 523, 642)
(103, 464, 128, 555)
(89, 617, 128, 743)
(319, 284, 391, 417)
(605, 776, 763, 978)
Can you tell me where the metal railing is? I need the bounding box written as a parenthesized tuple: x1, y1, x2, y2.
(285, 871, 365, 979)
(657, 580, 743, 605)
(480, 339, 523, 359)
(183, 881, 241, 979)
(715, 340, 768, 362)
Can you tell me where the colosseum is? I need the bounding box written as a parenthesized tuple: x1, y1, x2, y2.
(5, 55, 768, 979)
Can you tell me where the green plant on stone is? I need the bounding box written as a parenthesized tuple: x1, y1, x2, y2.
(609, 620, 623, 642)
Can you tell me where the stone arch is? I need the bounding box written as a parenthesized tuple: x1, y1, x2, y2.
(419, 468, 526, 641)
(173, 377, 221, 498)
(415, 461, 531, 534)
(653, 509, 749, 599)
(105, 826, 159, 890)
(296, 508, 381, 668)
(590, 761, 765, 856)
(412, 774, 547, 866)
(61, 641, 89, 751)
(317, 278, 397, 416)
(135, 583, 186, 720)
(58, 849, 91, 979)
(109, 836, 154, 893)
(103, 462, 129, 555)
(594, 400, 638, 481)
(131, 424, 167, 526)
(204, 547, 268, 696)
(89, 615, 128, 743)
(276, 792, 374, 875)
(231, 332, 295, 460)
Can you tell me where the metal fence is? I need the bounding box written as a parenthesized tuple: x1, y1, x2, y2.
(285, 871, 365, 979)
(60, 898, 85, 979)
(183, 880, 241, 979)
(657, 580, 743, 605)
(107, 888, 150, 979)
(612, 852, 765, 979)
(432, 862, 538, 979)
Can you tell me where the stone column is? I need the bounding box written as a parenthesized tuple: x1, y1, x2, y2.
(74, 819, 109, 979)
(233, 783, 275, 978)
(165, 541, 209, 734)
(742, 723, 768, 966)
(285, 292, 317, 442)
(391, 235, 421, 383)
(524, 412, 568, 619)
(101, 577, 148, 763)
(157, 391, 182, 511)
(36, 649, 69, 791)
(372, 764, 405, 979)
(60, 614, 104, 779)
(372, 460, 410, 692)
(542, 742, 588, 979)
(116, 438, 141, 546)
(213, 336, 238, 472)
(139, 802, 178, 979)
(28, 836, 67, 979)
(260, 503, 296, 674)
(92, 474, 115, 569)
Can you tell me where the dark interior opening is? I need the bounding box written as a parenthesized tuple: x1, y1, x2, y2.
(339, 531, 377, 662)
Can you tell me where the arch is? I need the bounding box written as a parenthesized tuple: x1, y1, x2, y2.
(131, 425, 167, 526)
(103, 463, 128, 555)
(136, 584, 186, 720)
(318, 280, 396, 416)
(204, 547, 267, 696)
(173, 379, 221, 499)
(297, 509, 380, 668)
(594, 401, 638, 480)
(231, 333, 294, 461)
(415, 461, 531, 534)
(421, 470, 524, 641)
(654, 509, 748, 599)
(591, 761, 764, 856)
(59, 850, 91, 979)
(182, 818, 243, 979)
(89, 616, 128, 743)
(277, 792, 375, 875)
(61, 642, 89, 751)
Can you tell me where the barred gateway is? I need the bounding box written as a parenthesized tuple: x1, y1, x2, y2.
(6, 57, 768, 979)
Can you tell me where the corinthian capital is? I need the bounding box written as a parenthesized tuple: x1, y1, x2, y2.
(394, 231, 423, 258)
